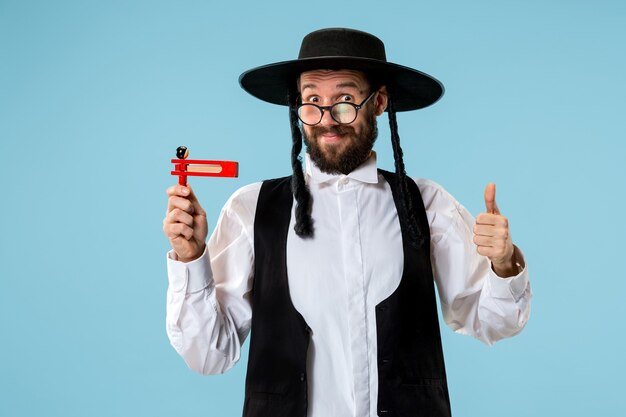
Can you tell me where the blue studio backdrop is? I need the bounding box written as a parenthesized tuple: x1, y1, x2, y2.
(1, 1, 624, 416)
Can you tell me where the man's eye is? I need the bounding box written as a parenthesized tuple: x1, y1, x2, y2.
(308, 96, 320, 103)
(341, 95, 353, 102)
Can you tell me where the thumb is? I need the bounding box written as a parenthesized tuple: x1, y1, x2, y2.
(484, 183, 500, 215)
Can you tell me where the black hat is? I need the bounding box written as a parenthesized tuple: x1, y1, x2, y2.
(239, 27, 444, 111)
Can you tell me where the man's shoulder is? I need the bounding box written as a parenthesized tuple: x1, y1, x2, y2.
(225, 175, 292, 213)
(223, 182, 263, 217)
(406, 176, 439, 189)
(229, 181, 263, 201)
(405, 176, 445, 194)
(221, 176, 294, 224)
(407, 176, 460, 211)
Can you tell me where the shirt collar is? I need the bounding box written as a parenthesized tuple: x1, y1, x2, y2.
(305, 151, 380, 185)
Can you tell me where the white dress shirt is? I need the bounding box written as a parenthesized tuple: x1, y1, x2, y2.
(166, 152, 531, 417)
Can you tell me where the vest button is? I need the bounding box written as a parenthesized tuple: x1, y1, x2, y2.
(299, 373, 305, 382)
(379, 409, 389, 414)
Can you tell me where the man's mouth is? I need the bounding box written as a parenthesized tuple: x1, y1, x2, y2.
(320, 132, 344, 143)
(312, 126, 353, 144)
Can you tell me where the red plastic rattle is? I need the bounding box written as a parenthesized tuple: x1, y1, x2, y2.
(171, 146, 239, 186)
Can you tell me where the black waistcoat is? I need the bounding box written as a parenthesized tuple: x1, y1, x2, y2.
(243, 170, 451, 417)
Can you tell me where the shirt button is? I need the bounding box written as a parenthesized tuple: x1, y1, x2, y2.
(339, 177, 349, 185)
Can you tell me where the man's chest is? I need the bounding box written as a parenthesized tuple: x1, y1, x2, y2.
(285, 184, 405, 328)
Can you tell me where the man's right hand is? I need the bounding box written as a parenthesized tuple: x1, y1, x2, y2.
(163, 185, 208, 263)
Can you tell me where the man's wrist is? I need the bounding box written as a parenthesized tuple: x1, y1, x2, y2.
(176, 245, 206, 263)
(492, 261, 517, 278)
(492, 246, 523, 278)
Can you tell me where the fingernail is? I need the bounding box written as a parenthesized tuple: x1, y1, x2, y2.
(181, 187, 189, 195)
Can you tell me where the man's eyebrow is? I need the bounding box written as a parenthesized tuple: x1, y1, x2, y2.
(300, 81, 365, 93)
(335, 81, 361, 90)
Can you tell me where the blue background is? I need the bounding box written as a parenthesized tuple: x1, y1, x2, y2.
(1, 0, 624, 416)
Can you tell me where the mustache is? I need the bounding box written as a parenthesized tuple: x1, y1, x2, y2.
(308, 125, 355, 137)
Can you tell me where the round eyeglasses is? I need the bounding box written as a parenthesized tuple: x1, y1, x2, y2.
(297, 91, 376, 126)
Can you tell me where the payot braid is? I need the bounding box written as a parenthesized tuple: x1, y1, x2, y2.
(288, 89, 314, 237)
(388, 96, 423, 248)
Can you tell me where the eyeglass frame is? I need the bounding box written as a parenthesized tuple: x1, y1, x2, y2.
(297, 90, 377, 126)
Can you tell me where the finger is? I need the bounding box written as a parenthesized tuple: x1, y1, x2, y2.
(167, 195, 195, 215)
(166, 208, 194, 227)
(477, 243, 509, 260)
(476, 245, 498, 258)
(473, 235, 494, 247)
(474, 225, 509, 242)
(474, 232, 508, 245)
(484, 183, 500, 215)
(475, 213, 508, 228)
(474, 224, 496, 237)
(164, 222, 194, 240)
(166, 184, 206, 216)
(474, 222, 509, 236)
(166, 184, 192, 198)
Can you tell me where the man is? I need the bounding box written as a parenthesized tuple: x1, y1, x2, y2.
(163, 28, 531, 417)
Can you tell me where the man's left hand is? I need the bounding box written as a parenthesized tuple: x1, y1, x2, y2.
(473, 183, 518, 277)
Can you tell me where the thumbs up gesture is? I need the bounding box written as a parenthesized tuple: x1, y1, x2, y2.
(473, 183, 518, 277)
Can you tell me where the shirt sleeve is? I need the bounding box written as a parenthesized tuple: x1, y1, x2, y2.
(165, 183, 260, 374)
(415, 178, 532, 346)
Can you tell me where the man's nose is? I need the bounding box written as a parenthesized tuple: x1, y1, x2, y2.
(319, 107, 338, 126)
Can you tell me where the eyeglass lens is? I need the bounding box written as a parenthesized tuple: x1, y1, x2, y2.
(298, 103, 358, 126)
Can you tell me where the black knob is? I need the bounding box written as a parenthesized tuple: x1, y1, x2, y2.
(176, 146, 189, 159)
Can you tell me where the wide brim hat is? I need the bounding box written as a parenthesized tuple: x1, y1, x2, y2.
(239, 28, 444, 112)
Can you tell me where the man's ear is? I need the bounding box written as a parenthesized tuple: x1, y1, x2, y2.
(375, 85, 389, 116)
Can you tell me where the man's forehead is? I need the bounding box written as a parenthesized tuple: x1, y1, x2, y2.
(299, 69, 369, 91)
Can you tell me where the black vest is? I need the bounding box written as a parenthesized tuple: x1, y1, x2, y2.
(243, 170, 451, 417)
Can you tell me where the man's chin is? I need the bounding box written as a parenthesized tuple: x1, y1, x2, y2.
(319, 142, 347, 156)
(315, 158, 342, 174)
(310, 150, 367, 175)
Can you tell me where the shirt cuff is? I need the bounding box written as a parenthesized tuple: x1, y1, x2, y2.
(166, 246, 213, 293)
(487, 249, 529, 300)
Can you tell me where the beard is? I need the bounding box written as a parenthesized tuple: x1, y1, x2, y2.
(302, 109, 378, 175)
